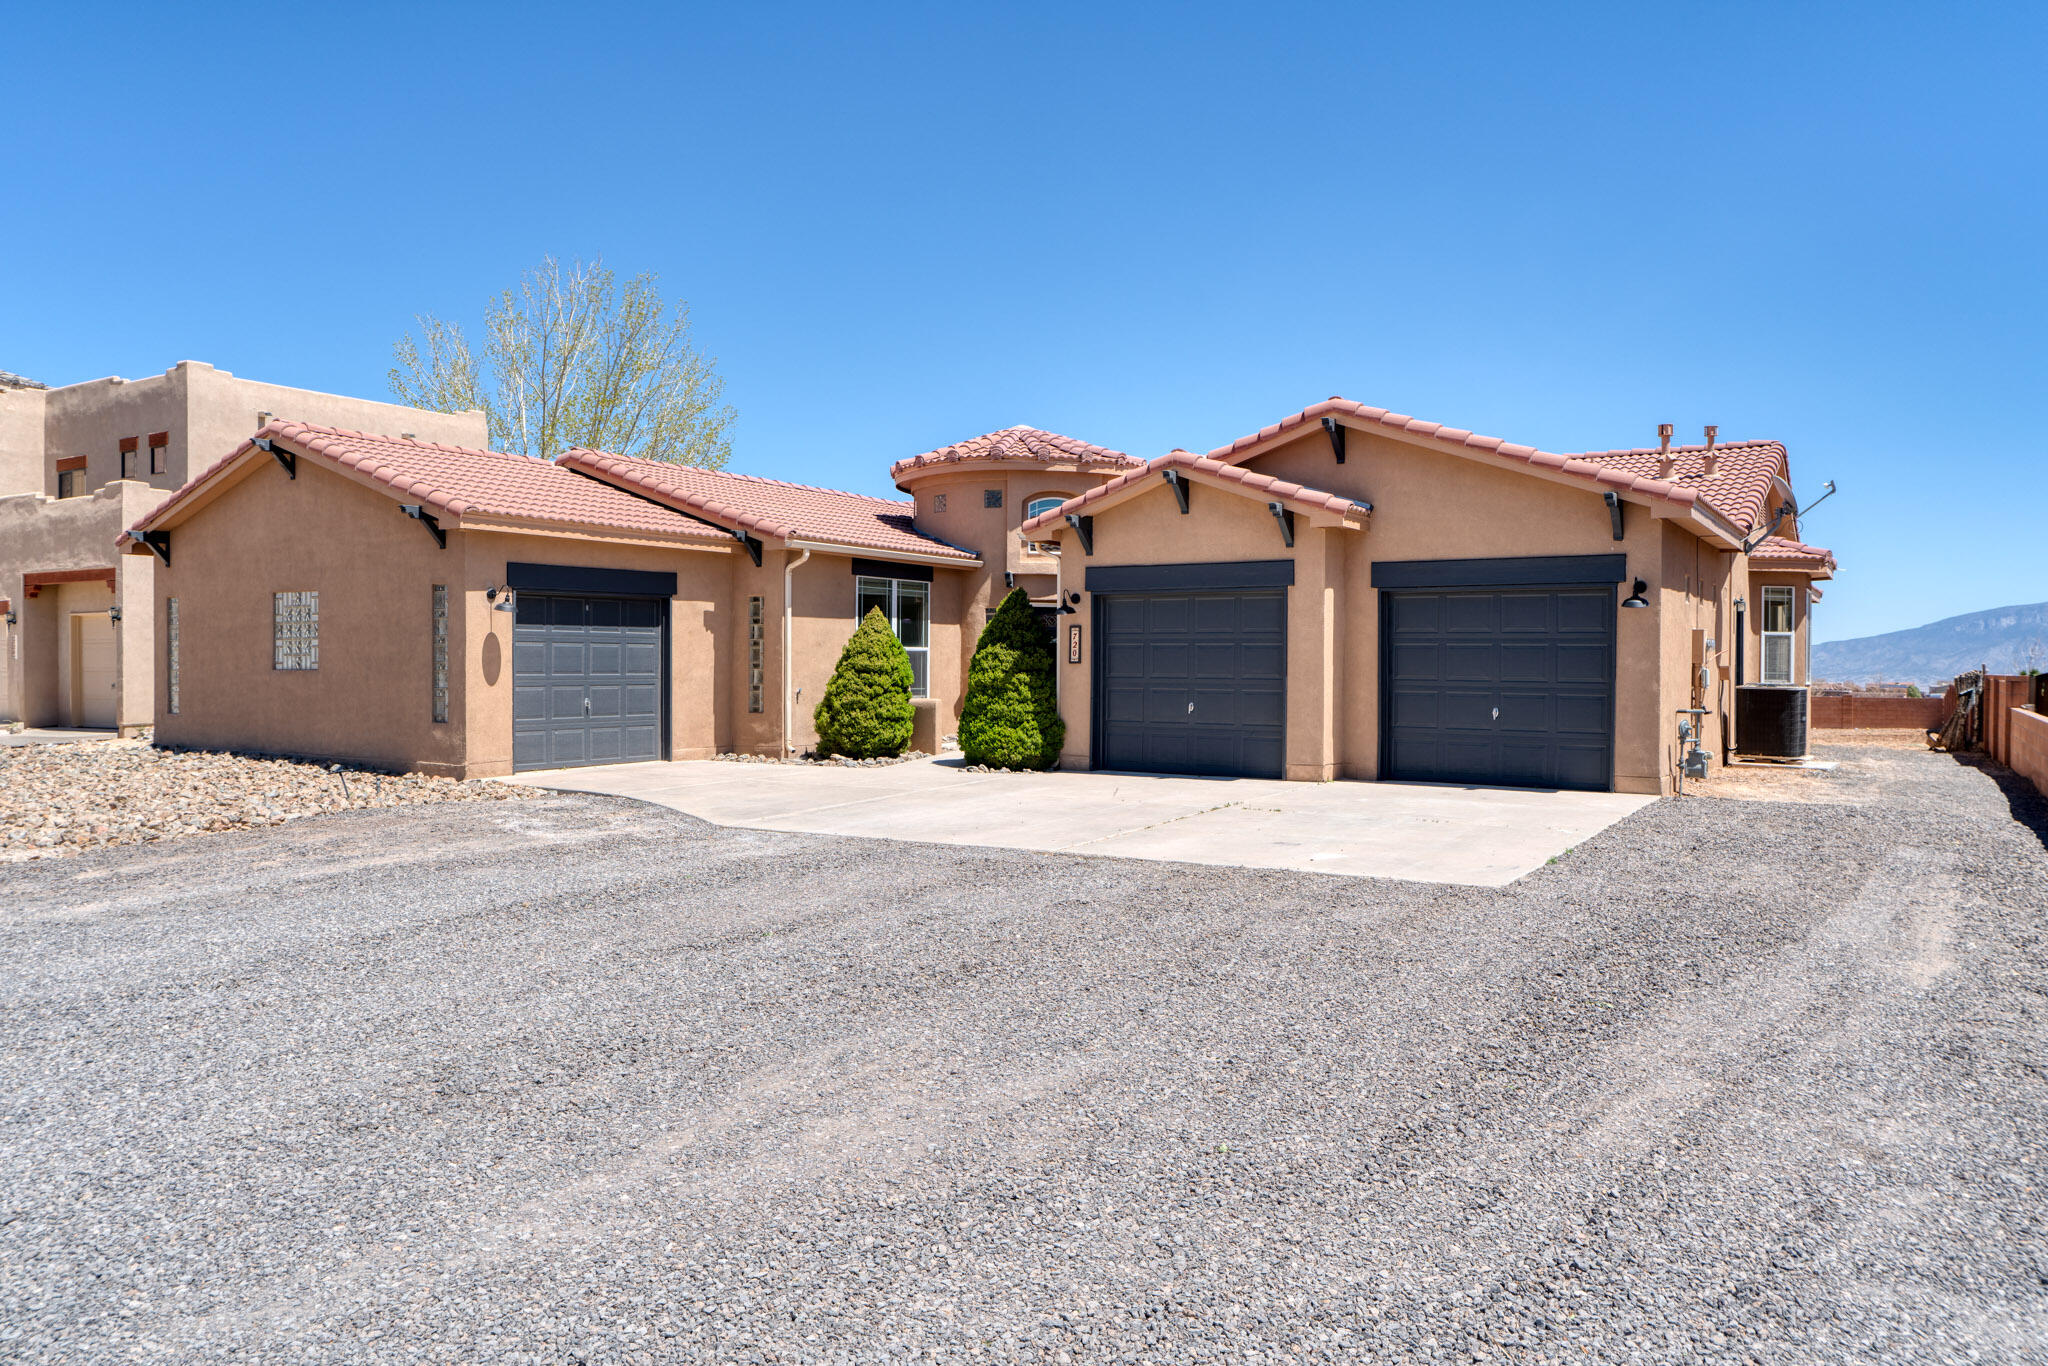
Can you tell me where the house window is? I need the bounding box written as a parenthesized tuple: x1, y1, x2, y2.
(747, 596, 764, 713)
(1760, 585, 1794, 684)
(1023, 494, 1072, 554)
(431, 585, 448, 722)
(149, 432, 169, 475)
(932, 493, 947, 512)
(274, 591, 319, 670)
(983, 489, 1003, 509)
(120, 436, 139, 479)
(57, 468, 82, 498)
(856, 575, 929, 697)
(166, 598, 180, 715)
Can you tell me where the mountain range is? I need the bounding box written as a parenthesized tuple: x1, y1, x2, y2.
(1814, 601, 2048, 684)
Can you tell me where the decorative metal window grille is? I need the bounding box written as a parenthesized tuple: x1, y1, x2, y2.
(932, 493, 947, 512)
(431, 585, 449, 722)
(273, 591, 319, 670)
(747, 596, 765, 713)
(166, 598, 180, 715)
(983, 488, 1003, 508)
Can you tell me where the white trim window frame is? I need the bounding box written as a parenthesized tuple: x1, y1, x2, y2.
(1760, 584, 1795, 685)
(855, 575, 929, 698)
(1023, 494, 1072, 554)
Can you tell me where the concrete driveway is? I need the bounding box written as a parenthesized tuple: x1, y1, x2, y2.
(507, 755, 1655, 885)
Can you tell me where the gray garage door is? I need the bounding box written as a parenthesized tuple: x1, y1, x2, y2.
(1382, 587, 1614, 790)
(1095, 590, 1286, 778)
(512, 594, 664, 772)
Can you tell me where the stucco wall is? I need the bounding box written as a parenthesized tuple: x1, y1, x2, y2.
(0, 386, 45, 496)
(1812, 694, 1948, 730)
(2001, 707, 2048, 802)
(1042, 425, 1738, 794)
(0, 480, 167, 727)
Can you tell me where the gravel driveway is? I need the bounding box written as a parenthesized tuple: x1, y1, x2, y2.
(3, 742, 2044, 1364)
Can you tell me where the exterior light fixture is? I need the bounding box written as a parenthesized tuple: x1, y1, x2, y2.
(488, 585, 516, 613)
(108, 604, 123, 622)
(4, 609, 15, 627)
(1621, 579, 1649, 609)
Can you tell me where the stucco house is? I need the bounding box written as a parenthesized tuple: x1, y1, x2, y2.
(0, 361, 484, 733)
(119, 398, 1834, 794)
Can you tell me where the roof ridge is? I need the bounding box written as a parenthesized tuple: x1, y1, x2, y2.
(565, 448, 912, 507)
(267, 419, 542, 465)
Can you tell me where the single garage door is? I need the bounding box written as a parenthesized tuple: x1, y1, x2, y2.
(1381, 581, 1616, 791)
(1095, 588, 1287, 778)
(512, 593, 665, 771)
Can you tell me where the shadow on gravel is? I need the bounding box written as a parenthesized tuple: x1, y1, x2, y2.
(1948, 751, 2048, 851)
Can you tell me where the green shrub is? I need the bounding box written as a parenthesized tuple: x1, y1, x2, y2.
(813, 607, 915, 758)
(959, 588, 1064, 769)
(1905, 683, 1923, 698)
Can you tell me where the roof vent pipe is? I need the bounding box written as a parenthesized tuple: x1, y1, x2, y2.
(1658, 423, 1673, 455)
(1704, 424, 1718, 451)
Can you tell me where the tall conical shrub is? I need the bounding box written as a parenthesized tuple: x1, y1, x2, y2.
(813, 607, 916, 758)
(960, 588, 1064, 769)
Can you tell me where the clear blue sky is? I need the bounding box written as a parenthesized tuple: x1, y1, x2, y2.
(4, 2, 2042, 643)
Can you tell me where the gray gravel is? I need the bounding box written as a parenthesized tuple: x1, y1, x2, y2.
(2, 742, 2044, 1363)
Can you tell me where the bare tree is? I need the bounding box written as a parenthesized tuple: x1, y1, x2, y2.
(390, 256, 735, 466)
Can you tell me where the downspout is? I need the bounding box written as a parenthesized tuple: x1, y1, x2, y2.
(782, 548, 811, 758)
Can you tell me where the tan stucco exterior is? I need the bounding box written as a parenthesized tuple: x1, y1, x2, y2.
(1034, 422, 1825, 796)
(0, 360, 484, 729)
(122, 403, 1833, 796)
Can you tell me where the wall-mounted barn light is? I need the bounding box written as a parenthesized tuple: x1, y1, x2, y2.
(487, 585, 517, 614)
(108, 604, 123, 622)
(1621, 578, 1650, 609)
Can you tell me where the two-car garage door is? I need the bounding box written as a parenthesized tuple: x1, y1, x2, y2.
(1091, 556, 1620, 791)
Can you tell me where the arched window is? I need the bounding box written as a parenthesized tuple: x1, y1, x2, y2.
(1025, 494, 1072, 521)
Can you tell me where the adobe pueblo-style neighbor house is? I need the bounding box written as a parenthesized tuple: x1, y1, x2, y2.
(122, 399, 1833, 795)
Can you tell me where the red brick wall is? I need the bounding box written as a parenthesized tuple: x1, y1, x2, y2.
(1811, 694, 1950, 730)
(2005, 708, 2048, 802)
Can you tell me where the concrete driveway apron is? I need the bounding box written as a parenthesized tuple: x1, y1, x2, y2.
(506, 755, 1654, 886)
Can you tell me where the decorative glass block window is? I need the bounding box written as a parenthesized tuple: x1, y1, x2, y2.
(982, 489, 1003, 509)
(166, 598, 180, 715)
(747, 596, 765, 713)
(1760, 585, 1794, 684)
(932, 493, 947, 512)
(857, 576, 929, 697)
(431, 585, 448, 722)
(273, 591, 319, 670)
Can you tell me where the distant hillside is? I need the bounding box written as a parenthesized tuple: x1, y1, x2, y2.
(1814, 601, 2048, 684)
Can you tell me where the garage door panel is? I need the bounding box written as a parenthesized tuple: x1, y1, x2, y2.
(1443, 690, 1495, 729)
(1391, 595, 1441, 632)
(1095, 586, 1283, 778)
(1444, 595, 1498, 633)
(1391, 642, 1440, 679)
(1445, 643, 1496, 680)
(1555, 693, 1609, 734)
(1556, 591, 1608, 631)
(513, 593, 666, 773)
(1556, 643, 1609, 682)
(1384, 584, 1613, 791)
(1499, 593, 1551, 632)
(1392, 688, 1439, 728)
(1500, 643, 1550, 682)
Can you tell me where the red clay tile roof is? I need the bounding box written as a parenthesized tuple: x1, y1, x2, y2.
(1749, 534, 1837, 576)
(1206, 397, 1786, 534)
(889, 426, 1144, 485)
(120, 422, 732, 545)
(1020, 449, 1368, 534)
(560, 450, 979, 563)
